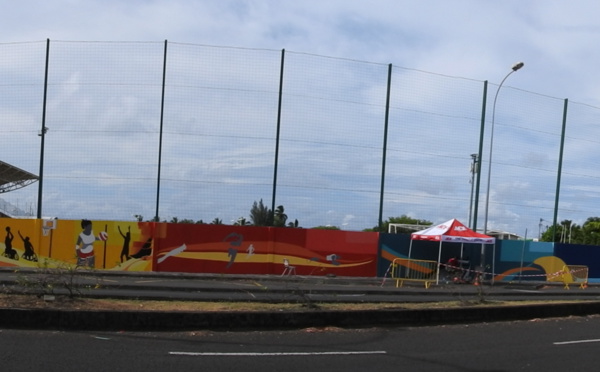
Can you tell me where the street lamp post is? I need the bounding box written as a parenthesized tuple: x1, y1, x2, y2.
(480, 62, 524, 275)
(483, 62, 524, 235)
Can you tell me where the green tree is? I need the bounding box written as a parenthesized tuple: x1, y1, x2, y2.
(210, 218, 223, 225)
(233, 217, 251, 226)
(273, 205, 288, 227)
(581, 218, 600, 245)
(250, 199, 273, 226)
(541, 218, 599, 245)
(178, 218, 198, 224)
(312, 225, 340, 230)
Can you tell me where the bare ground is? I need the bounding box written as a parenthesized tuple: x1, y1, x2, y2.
(0, 293, 575, 312)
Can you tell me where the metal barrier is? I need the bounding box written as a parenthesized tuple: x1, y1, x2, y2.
(560, 265, 588, 289)
(392, 258, 438, 289)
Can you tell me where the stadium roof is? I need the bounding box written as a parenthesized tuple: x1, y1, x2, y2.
(0, 160, 38, 193)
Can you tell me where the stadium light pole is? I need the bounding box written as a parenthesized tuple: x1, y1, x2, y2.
(482, 62, 524, 235)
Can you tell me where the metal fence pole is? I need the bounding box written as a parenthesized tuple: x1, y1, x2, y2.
(155, 40, 168, 221)
(271, 49, 285, 221)
(378, 64, 392, 231)
(552, 98, 569, 241)
(471, 80, 488, 233)
(37, 38, 50, 219)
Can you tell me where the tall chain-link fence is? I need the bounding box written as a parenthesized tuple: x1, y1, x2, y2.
(1, 40, 599, 234)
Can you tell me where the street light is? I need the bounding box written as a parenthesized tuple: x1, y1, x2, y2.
(483, 61, 524, 234)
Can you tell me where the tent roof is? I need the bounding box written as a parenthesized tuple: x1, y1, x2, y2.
(0, 160, 38, 193)
(411, 218, 495, 244)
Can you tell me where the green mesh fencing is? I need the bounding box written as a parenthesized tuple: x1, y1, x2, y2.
(1, 40, 600, 234)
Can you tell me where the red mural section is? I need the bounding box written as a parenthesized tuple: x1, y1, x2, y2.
(0, 218, 378, 277)
(153, 224, 379, 276)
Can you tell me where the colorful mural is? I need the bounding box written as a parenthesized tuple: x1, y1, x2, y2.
(0, 218, 378, 276)
(2, 217, 600, 283)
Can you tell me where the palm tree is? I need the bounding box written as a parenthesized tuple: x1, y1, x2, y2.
(273, 205, 288, 227)
(210, 217, 223, 225)
(234, 217, 251, 226)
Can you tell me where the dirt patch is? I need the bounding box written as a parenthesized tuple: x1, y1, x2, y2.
(0, 293, 579, 312)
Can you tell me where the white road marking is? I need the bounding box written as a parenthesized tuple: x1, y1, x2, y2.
(554, 339, 600, 345)
(170, 351, 386, 357)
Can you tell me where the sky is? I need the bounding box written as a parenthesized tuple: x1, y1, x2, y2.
(2, 0, 600, 235)
(3, 0, 598, 102)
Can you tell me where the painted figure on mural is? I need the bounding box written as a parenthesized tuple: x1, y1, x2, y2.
(224, 232, 243, 268)
(118, 225, 131, 263)
(3, 226, 17, 260)
(130, 237, 152, 259)
(18, 230, 37, 262)
(75, 219, 105, 268)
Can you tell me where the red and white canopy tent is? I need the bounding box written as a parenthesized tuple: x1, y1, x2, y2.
(408, 219, 496, 283)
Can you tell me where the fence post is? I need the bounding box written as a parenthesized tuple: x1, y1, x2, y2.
(271, 49, 285, 218)
(37, 38, 50, 219)
(472, 80, 488, 233)
(378, 63, 392, 230)
(155, 40, 168, 221)
(552, 98, 569, 240)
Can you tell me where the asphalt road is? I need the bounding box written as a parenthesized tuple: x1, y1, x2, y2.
(3, 316, 600, 371)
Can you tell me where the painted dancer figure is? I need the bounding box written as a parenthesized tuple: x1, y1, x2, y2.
(118, 225, 131, 262)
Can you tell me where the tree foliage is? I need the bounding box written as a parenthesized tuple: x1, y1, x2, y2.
(540, 217, 600, 245)
(249, 199, 273, 226)
(233, 217, 251, 226)
(273, 205, 288, 227)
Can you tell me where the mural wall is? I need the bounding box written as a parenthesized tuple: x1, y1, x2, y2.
(0, 218, 378, 277)
(1, 217, 599, 283)
(0, 218, 154, 271)
(153, 223, 378, 276)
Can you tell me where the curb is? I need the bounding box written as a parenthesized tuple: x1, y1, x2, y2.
(3, 301, 600, 331)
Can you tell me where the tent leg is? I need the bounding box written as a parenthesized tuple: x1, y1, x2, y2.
(436, 241, 442, 285)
